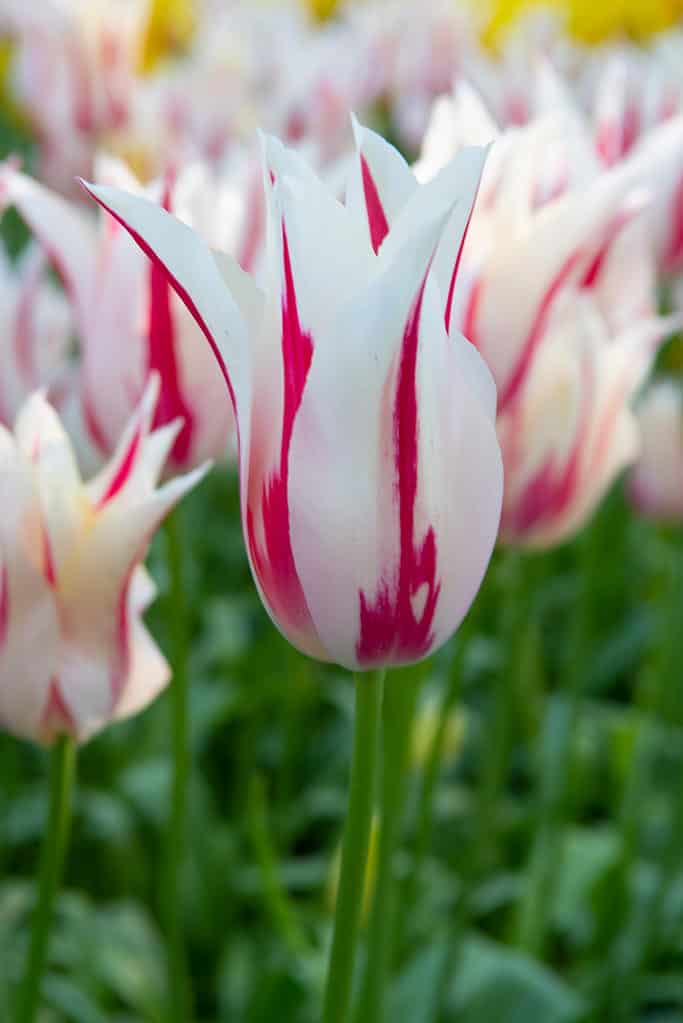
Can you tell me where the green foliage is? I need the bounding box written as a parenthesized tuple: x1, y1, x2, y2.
(3, 102, 683, 1023)
(3, 471, 683, 1020)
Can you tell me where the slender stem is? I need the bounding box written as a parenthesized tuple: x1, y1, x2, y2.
(16, 735, 76, 1023)
(398, 635, 468, 946)
(247, 774, 308, 957)
(474, 551, 527, 872)
(602, 537, 683, 1019)
(354, 668, 420, 1023)
(515, 523, 596, 955)
(322, 669, 385, 1023)
(163, 511, 193, 1023)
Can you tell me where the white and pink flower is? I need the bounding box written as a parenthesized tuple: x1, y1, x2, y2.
(83, 121, 503, 668)
(0, 375, 206, 744)
(0, 155, 238, 471)
(418, 78, 674, 546)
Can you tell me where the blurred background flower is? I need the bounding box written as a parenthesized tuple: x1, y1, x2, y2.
(1, 2, 683, 1021)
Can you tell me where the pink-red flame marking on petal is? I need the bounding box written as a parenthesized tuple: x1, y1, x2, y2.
(42, 677, 76, 737)
(110, 562, 136, 706)
(42, 524, 57, 588)
(83, 393, 110, 454)
(461, 277, 482, 349)
(357, 274, 441, 665)
(96, 423, 142, 509)
(360, 155, 390, 254)
(507, 357, 592, 536)
(581, 207, 639, 290)
(444, 194, 478, 334)
(0, 563, 8, 649)
(79, 182, 239, 436)
(246, 224, 316, 639)
(498, 250, 584, 415)
(146, 176, 194, 465)
(238, 169, 265, 273)
(665, 174, 683, 273)
(14, 257, 41, 385)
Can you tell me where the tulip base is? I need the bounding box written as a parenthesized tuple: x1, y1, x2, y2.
(322, 669, 385, 1023)
(16, 734, 76, 1023)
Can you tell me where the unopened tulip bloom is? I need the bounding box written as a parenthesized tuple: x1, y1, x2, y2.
(418, 81, 674, 545)
(0, 375, 206, 745)
(629, 379, 683, 521)
(0, 157, 235, 471)
(83, 120, 503, 670)
(498, 292, 669, 547)
(0, 242, 74, 427)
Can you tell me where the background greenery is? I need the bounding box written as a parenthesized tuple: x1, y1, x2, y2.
(3, 96, 683, 1023)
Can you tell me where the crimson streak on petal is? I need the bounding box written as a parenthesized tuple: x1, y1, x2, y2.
(0, 563, 8, 649)
(246, 224, 316, 639)
(96, 423, 142, 509)
(360, 155, 389, 254)
(497, 250, 583, 415)
(357, 277, 441, 665)
(79, 182, 238, 431)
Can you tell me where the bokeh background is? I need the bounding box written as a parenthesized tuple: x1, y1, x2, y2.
(3, 1, 683, 1021)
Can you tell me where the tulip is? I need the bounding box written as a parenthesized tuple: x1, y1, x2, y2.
(629, 379, 683, 521)
(83, 119, 502, 1023)
(498, 292, 670, 547)
(82, 122, 502, 670)
(0, 157, 235, 471)
(0, 374, 206, 745)
(3, 0, 146, 194)
(418, 79, 674, 546)
(0, 241, 74, 428)
(4, 374, 206, 1023)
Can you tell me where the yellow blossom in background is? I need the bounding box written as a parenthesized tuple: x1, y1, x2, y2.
(411, 699, 467, 771)
(304, 0, 342, 21)
(478, 0, 683, 48)
(139, 0, 196, 73)
(560, 0, 683, 42)
(0, 39, 28, 131)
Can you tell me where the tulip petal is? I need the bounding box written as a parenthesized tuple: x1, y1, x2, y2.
(14, 392, 83, 586)
(287, 209, 502, 667)
(80, 181, 254, 457)
(0, 447, 60, 742)
(56, 460, 209, 738)
(347, 117, 416, 253)
(111, 567, 169, 726)
(0, 163, 97, 325)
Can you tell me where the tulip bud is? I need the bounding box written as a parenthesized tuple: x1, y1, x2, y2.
(418, 80, 675, 547)
(83, 119, 503, 669)
(0, 375, 207, 744)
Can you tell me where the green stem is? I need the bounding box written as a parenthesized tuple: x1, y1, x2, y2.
(247, 774, 308, 957)
(399, 636, 468, 944)
(16, 735, 76, 1023)
(515, 525, 596, 955)
(602, 539, 683, 1020)
(163, 511, 193, 1023)
(474, 551, 527, 873)
(354, 668, 420, 1023)
(322, 669, 385, 1023)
